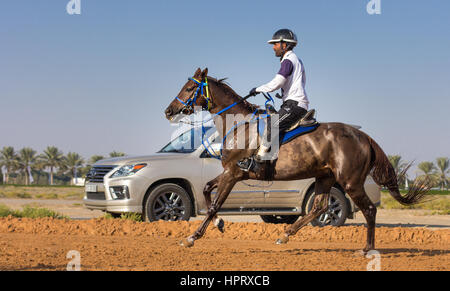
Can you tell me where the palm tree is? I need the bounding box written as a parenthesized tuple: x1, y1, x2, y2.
(109, 151, 125, 157)
(0, 146, 18, 184)
(39, 146, 64, 185)
(388, 155, 407, 173)
(388, 155, 409, 188)
(89, 155, 105, 165)
(435, 157, 449, 190)
(63, 152, 85, 185)
(417, 161, 437, 187)
(17, 147, 38, 185)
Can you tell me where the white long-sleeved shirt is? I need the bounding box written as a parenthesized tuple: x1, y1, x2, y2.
(256, 51, 309, 110)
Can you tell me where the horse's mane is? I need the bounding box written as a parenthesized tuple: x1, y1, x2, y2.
(208, 76, 260, 112)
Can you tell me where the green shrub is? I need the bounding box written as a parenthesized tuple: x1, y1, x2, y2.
(17, 206, 67, 219)
(380, 193, 450, 215)
(0, 204, 67, 219)
(120, 212, 143, 222)
(16, 193, 32, 199)
(103, 212, 143, 222)
(0, 204, 13, 217)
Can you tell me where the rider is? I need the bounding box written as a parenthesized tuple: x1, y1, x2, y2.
(238, 28, 309, 173)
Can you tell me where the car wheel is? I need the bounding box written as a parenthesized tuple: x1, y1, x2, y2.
(306, 187, 349, 227)
(144, 183, 193, 222)
(260, 215, 300, 224)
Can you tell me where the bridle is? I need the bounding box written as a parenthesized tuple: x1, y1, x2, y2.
(175, 75, 272, 116)
(175, 77, 213, 114)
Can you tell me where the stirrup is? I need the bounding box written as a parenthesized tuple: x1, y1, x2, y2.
(237, 156, 265, 173)
(237, 157, 255, 172)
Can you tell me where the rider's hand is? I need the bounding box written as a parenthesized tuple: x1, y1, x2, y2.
(249, 87, 259, 96)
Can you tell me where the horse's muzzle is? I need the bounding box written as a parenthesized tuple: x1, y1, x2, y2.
(165, 107, 174, 119)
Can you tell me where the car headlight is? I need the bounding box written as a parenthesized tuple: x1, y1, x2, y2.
(110, 163, 147, 178)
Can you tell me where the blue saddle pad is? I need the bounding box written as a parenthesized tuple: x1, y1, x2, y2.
(281, 123, 319, 144)
(257, 118, 319, 145)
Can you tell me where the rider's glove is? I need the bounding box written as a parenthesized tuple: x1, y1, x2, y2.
(249, 87, 259, 97)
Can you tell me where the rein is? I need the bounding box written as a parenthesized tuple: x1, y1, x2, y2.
(175, 76, 275, 160)
(175, 76, 265, 116)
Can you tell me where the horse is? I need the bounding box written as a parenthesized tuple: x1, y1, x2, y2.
(164, 67, 430, 254)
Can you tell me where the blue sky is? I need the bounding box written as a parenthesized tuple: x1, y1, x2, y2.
(1, 0, 449, 176)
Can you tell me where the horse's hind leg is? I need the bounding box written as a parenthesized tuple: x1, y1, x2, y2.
(346, 185, 377, 253)
(203, 177, 225, 233)
(276, 176, 335, 244)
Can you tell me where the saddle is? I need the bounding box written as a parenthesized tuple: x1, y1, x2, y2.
(258, 107, 319, 145)
(288, 109, 318, 130)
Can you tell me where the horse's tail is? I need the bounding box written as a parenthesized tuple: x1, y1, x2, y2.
(367, 136, 430, 205)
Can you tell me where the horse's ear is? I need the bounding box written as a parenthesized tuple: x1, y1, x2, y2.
(194, 68, 202, 77)
(201, 68, 208, 78)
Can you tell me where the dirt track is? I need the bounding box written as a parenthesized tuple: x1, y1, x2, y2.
(0, 217, 448, 271)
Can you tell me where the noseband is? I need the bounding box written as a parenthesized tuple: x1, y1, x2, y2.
(175, 77, 213, 114)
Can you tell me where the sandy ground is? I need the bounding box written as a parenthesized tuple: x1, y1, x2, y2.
(0, 198, 449, 271)
(1, 198, 449, 228)
(0, 217, 449, 271)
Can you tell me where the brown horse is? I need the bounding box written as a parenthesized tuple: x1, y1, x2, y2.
(164, 68, 430, 253)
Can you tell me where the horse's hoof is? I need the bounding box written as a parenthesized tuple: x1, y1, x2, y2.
(275, 235, 289, 245)
(179, 238, 194, 248)
(214, 218, 225, 233)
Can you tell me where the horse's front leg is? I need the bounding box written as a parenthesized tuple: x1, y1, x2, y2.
(203, 177, 225, 233)
(180, 170, 239, 247)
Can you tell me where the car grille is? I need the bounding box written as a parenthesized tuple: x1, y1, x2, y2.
(86, 192, 106, 200)
(86, 165, 116, 183)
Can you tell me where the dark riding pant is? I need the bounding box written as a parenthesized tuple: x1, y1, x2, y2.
(264, 100, 307, 148)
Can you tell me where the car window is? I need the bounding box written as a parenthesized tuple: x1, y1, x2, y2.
(200, 144, 222, 158)
(159, 127, 216, 153)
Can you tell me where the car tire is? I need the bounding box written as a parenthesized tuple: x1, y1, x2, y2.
(260, 215, 300, 224)
(144, 183, 193, 222)
(305, 187, 349, 227)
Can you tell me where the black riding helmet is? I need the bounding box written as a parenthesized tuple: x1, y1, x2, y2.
(267, 28, 298, 49)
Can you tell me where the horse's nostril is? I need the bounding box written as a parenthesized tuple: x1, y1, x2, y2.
(165, 108, 172, 116)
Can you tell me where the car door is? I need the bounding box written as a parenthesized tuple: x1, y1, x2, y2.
(262, 180, 304, 208)
(200, 148, 265, 209)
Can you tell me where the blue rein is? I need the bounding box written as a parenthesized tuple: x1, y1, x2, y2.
(175, 77, 275, 160)
(201, 93, 274, 160)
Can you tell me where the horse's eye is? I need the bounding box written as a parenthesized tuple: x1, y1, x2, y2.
(186, 87, 195, 92)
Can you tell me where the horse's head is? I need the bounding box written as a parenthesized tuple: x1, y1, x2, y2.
(165, 67, 211, 120)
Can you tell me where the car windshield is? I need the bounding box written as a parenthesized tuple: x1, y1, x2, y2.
(159, 127, 216, 153)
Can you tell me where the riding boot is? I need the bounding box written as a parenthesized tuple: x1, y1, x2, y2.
(253, 145, 273, 180)
(237, 112, 276, 179)
(236, 144, 273, 180)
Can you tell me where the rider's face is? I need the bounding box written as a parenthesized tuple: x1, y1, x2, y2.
(272, 42, 287, 57)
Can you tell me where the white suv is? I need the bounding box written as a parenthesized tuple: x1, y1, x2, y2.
(83, 127, 380, 226)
